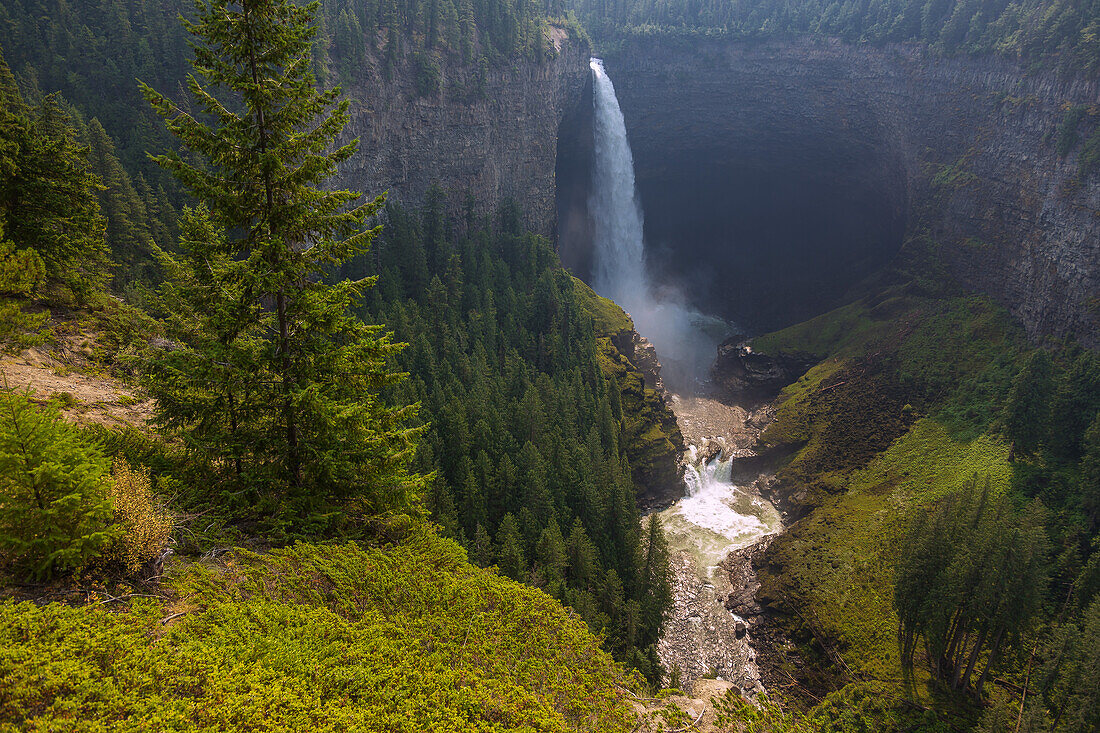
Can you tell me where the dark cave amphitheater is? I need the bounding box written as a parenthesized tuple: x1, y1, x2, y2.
(556, 58, 909, 335)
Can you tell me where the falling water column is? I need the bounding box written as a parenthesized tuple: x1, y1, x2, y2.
(588, 58, 649, 312)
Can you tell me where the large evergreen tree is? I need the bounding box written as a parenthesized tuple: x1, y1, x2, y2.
(141, 0, 421, 524)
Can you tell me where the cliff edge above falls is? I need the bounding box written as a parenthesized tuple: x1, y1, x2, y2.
(604, 38, 1100, 347)
(335, 29, 589, 238)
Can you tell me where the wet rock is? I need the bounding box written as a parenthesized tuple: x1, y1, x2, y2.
(632, 334, 670, 398)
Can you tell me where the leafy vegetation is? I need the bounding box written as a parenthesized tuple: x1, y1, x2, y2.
(753, 284, 1100, 728)
(139, 0, 424, 530)
(0, 535, 638, 732)
(349, 193, 675, 680)
(896, 477, 1049, 694)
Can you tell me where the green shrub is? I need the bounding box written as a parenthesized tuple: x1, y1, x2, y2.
(0, 391, 119, 579)
(1057, 105, 1088, 156)
(0, 534, 638, 731)
(415, 51, 442, 96)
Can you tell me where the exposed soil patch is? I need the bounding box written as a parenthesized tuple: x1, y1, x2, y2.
(0, 335, 153, 430)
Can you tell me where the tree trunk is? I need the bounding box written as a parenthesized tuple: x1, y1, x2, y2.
(958, 626, 988, 691)
(277, 286, 300, 488)
(974, 626, 1005, 696)
(949, 627, 972, 683)
(943, 611, 965, 668)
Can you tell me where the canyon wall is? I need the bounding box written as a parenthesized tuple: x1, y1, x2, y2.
(601, 38, 1100, 345)
(336, 30, 590, 238)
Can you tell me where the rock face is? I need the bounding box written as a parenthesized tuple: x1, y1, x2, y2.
(597, 334, 686, 509)
(598, 37, 1100, 346)
(336, 30, 589, 238)
(711, 338, 816, 403)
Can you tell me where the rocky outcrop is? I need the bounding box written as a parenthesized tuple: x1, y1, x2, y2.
(336, 29, 589, 238)
(602, 38, 1100, 346)
(657, 551, 765, 695)
(574, 279, 686, 506)
(711, 338, 815, 403)
(631, 333, 670, 400)
(596, 335, 685, 508)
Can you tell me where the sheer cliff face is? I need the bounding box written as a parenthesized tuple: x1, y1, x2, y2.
(336, 32, 589, 238)
(600, 38, 1100, 346)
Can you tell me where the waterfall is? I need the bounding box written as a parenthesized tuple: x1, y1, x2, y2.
(588, 58, 649, 309)
(661, 444, 781, 574)
(587, 57, 735, 393)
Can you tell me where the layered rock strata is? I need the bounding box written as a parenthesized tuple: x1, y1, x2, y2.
(337, 30, 589, 238)
(601, 38, 1100, 346)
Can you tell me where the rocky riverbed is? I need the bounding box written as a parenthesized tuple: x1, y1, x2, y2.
(655, 389, 784, 695)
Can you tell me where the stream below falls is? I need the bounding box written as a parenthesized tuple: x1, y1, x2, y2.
(653, 394, 782, 694)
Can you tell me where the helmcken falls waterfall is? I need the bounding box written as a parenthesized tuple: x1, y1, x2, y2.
(587, 58, 729, 394)
(587, 57, 781, 692)
(588, 58, 648, 309)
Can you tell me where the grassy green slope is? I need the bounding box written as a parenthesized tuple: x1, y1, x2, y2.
(751, 288, 1030, 727)
(0, 527, 636, 732)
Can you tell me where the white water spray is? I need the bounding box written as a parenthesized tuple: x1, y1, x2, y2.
(659, 445, 782, 574)
(587, 58, 733, 392)
(589, 58, 648, 307)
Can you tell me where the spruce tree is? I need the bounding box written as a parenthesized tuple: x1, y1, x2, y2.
(141, 0, 421, 524)
(0, 52, 111, 299)
(1080, 413, 1100, 527)
(495, 512, 526, 581)
(0, 392, 120, 579)
(1004, 349, 1054, 457)
(639, 514, 672, 646)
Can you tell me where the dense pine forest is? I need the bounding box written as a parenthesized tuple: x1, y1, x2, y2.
(0, 0, 669, 727)
(352, 195, 671, 675)
(569, 0, 1100, 73)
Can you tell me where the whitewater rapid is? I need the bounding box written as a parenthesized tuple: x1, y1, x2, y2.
(658, 444, 781, 578)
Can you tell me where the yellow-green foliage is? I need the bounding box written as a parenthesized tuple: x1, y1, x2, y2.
(761, 359, 846, 447)
(712, 691, 819, 732)
(0, 391, 119, 579)
(595, 338, 684, 493)
(571, 276, 634, 336)
(761, 420, 1013, 691)
(0, 529, 637, 731)
(753, 293, 1024, 723)
(108, 459, 171, 573)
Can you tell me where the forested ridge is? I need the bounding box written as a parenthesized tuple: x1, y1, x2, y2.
(571, 0, 1100, 73)
(0, 0, 680, 728)
(345, 193, 672, 676)
(0, 0, 582, 288)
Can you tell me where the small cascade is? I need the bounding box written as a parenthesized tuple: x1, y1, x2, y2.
(660, 445, 781, 577)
